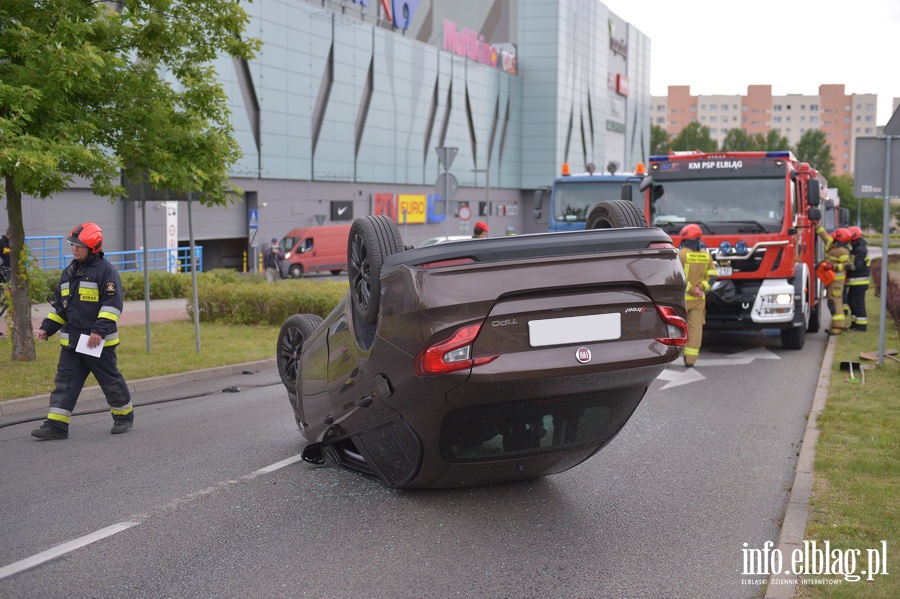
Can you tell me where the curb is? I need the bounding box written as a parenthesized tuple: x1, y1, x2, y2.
(0, 358, 277, 416)
(764, 335, 836, 597)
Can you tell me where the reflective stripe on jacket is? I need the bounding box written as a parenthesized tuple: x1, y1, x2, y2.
(40, 252, 124, 348)
(678, 246, 716, 301)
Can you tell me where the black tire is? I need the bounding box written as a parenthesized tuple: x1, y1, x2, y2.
(808, 296, 822, 333)
(347, 215, 404, 324)
(585, 199, 647, 229)
(276, 314, 324, 391)
(289, 264, 303, 279)
(330, 269, 342, 276)
(781, 325, 806, 350)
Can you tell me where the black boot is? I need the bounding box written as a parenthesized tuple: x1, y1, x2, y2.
(111, 419, 133, 435)
(31, 423, 68, 440)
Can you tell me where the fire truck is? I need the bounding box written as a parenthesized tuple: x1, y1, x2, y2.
(636, 151, 829, 350)
(533, 162, 644, 231)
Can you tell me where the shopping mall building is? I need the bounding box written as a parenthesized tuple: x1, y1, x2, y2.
(6, 0, 650, 270)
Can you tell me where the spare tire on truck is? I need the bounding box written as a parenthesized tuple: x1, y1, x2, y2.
(347, 215, 405, 324)
(586, 199, 647, 229)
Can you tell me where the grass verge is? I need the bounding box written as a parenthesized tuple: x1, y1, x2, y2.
(0, 321, 280, 399)
(796, 282, 900, 597)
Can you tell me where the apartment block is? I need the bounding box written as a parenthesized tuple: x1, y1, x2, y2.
(651, 84, 878, 174)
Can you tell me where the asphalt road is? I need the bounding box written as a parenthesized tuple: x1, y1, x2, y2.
(0, 328, 827, 599)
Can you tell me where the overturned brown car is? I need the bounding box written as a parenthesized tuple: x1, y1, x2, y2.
(276, 201, 687, 489)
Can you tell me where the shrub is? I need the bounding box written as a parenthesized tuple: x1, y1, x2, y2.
(868, 255, 900, 340)
(190, 279, 348, 325)
(120, 270, 191, 300)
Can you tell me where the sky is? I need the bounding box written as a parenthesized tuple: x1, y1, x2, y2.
(603, 0, 900, 127)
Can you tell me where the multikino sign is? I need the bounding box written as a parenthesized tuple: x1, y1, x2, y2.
(443, 19, 498, 67)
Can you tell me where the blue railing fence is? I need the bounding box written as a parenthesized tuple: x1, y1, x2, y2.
(24, 236, 203, 273)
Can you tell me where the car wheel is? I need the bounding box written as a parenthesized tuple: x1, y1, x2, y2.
(276, 313, 324, 392)
(347, 215, 404, 324)
(586, 199, 647, 229)
(330, 269, 342, 276)
(289, 264, 303, 279)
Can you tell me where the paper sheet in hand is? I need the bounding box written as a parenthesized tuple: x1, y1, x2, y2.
(76, 334, 103, 357)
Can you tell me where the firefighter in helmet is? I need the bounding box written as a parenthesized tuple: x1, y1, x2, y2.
(677, 224, 717, 367)
(818, 227, 852, 335)
(845, 226, 870, 331)
(32, 222, 134, 440)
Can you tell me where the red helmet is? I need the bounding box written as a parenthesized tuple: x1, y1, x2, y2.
(68, 222, 103, 254)
(848, 226, 863, 241)
(832, 228, 852, 244)
(679, 223, 703, 239)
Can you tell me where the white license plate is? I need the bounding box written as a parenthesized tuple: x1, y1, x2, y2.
(717, 265, 732, 277)
(528, 313, 621, 347)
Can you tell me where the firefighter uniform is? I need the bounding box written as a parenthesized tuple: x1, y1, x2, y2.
(816, 226, 851, 334)
(678, 232, 717, 367)
(34, 236, 133, 438)
(846, 234, 870, 331)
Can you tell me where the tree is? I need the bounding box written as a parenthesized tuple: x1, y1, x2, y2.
(1, 1, 259, 361)
(794, 129, 834, 178)
(670, 121, 718, 153)
(719, 128, 755, 151)
(651, 124, 671, 156)
(754, 129, 791, 152)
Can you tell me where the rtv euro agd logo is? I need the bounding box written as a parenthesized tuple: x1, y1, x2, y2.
(742, 540, 889, 583)
(350, 0, 420, 30)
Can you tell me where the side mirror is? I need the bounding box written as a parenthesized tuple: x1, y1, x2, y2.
(533, 187, 548, 219)
(620, 183, 632, 202)
(840, 207, 850, 225)
(638, 176, 653, 192)
(807, 207, 821, 222)
(807, 179, 820, 207)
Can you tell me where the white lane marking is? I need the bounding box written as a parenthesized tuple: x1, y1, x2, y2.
(0, 522, 139, 581)
(0, 453, 304, 580)
(251, 453, 304, 476)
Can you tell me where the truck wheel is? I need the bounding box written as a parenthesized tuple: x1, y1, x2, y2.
(586, 199, 647, 229)
(781, 325, 805, 350)
(276, 313, 324, 391)
(807, 297, 821, 333)
(348, 215, 404, 324)
(289, 264, 304, 278)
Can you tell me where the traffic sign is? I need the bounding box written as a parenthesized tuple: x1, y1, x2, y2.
(458, 204, 471, 221)
(436, 147, 458, 171)
(884, 105, 900, 135)
(435, 173, 459, 200)
(248, 209, 259, 230)
(854, 137, 900, 198)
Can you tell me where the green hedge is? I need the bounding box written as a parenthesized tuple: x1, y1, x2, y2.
(119, 269, 261, 300)
(26, 267, 346, 325)
(189, 279, 348, 325)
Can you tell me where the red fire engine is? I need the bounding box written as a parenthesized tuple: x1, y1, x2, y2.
(637, 151, 829, 349)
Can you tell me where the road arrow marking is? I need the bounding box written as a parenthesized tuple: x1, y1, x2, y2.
(693, 346, 781, 368)
(657, 367, 707, 389)
(656, 347, 781, 390)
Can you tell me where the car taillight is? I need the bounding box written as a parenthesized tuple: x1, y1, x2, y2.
(655, 306, 688, 347)
(648, 241, 674, 249)
(415, 322, 499, 376)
